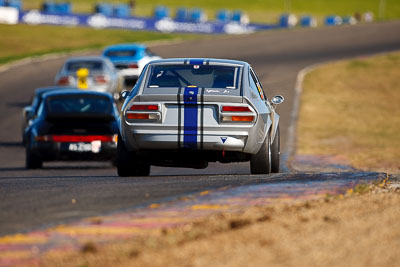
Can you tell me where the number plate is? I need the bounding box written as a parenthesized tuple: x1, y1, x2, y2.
(68, 143, 92, 152)
(61, 141, 102, 153)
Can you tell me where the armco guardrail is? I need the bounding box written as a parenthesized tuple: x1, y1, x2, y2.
(0, 7, 280, 34)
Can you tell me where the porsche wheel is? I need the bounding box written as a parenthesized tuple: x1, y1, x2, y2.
(25, 146, 42, 169)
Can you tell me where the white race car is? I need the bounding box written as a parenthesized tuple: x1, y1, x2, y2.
(117, 58, 284, 176)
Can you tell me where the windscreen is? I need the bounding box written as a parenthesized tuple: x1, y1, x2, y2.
(147, 64, 241, 89)
(66, 61, 103, 72)
(47, 96, 112, 115)
(105, 50, 137, 58)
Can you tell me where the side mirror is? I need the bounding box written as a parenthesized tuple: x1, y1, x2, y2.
(23, 106, 32, 119)
(120, 90, 130, 101)
(271, 95, 284, 105)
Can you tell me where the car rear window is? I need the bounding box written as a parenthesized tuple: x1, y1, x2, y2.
(66, 61, 103, 72)
(46, 96, 112, 114)
(105, 50, 137, 58)
(147, 64, 241, 89)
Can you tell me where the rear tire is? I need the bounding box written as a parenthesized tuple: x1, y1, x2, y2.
(250, 133, 271, 174)
(117, 133, 150, 177)
(134, 164, 151, 176)
(271, 125, 280, 173)
(25, 146, 42, 169)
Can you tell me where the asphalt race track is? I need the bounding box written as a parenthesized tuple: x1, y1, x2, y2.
(0, 21, 399, 236)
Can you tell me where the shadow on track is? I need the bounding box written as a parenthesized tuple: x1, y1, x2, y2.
(0, 141, 22, 147)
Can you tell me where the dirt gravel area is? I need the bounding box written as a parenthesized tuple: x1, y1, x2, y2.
(41, 176, 400, 267)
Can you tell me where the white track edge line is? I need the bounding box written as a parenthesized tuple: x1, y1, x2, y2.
(284, 63, 323, 170)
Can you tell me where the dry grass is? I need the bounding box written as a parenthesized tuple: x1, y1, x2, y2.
(296, 52, 400, 173)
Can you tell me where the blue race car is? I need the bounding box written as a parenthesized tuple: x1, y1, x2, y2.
(102, 44, 161, 86)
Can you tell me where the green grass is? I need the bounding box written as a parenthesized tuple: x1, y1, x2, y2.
(0, 24, 199, 65)
(22, 0, 400, 22)
(297, 51, 400, 173)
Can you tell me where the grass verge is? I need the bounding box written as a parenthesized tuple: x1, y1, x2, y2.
(296, 51, 400, 173)
(0, 24, 200, 66)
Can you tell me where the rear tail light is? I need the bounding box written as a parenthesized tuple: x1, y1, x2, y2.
(35, 135, 52, 142)
(128, 64, 139, 69)
(35, 135, 117, 143)
(222, 116, 255, 122)
(126, 113, 159, 120)
(56, 76, 72, 86)
(221, 105, 255, 123)
(94, 75, 108, 84)
(126, 104, 161, 122)
(129, 104, 159, 111)
(52, 135, 114, 142)
(222, 106, 252, 112)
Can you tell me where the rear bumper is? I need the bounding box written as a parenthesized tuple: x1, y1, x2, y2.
(132, 133, 246, 151)
(57, 82, 113, 93)
(118, 69, 140, 78)
(30, 141, 117, 161)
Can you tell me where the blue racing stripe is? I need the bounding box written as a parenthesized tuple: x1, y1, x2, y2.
(189, 59, 204, 65)
(183, 86, 199, 149)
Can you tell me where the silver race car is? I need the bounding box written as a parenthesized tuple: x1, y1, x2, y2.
(55, 56, 123, 99)
(118, 58, 284, 176)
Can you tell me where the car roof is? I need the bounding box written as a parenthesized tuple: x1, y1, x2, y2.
(147, 58, 248, 66)
(103, 43, 146, 51)
(42, 89, 113, 99)
(34, 86, 78, 95)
